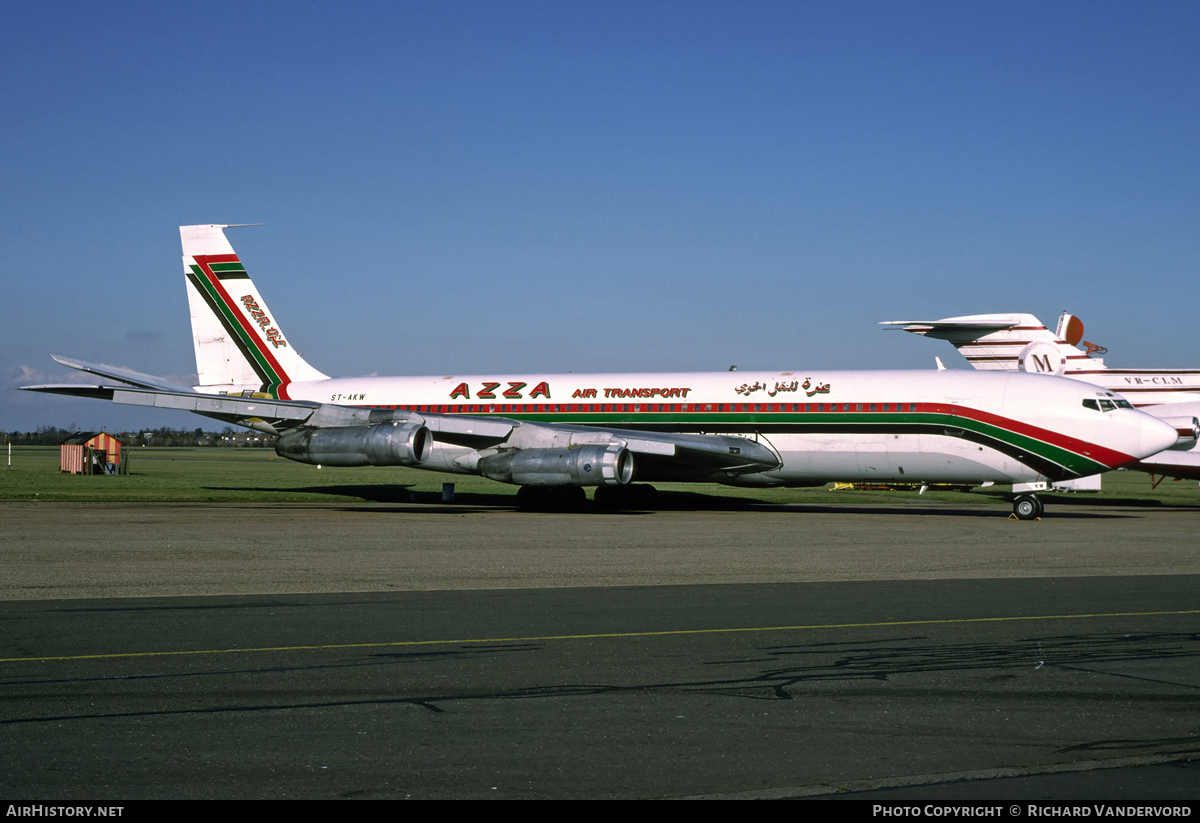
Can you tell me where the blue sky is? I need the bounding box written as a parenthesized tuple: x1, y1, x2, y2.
(3, 1, 1197, 431)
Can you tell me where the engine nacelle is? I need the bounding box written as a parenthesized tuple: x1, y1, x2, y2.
(275, 422, 432, 467)
(477, 444, 634, 487)
(1159, 416, 1200, 450)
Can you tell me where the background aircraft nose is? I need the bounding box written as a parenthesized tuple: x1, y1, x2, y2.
(1137, 412, 1181, 460)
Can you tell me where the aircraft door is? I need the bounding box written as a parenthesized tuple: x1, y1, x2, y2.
(855, 438, 894, 481)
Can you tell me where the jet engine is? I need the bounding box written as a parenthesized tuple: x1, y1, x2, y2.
(477, 444, 634, 486)
(275, 422, 432, 467)
(1158, 416, 1200, 450)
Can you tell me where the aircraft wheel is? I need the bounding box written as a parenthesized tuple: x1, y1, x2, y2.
(593, 484, 657, 510)
(593, 484, 617, 510)
(517, 485, 551, 511)
(550, 486, 587, 512)
(1013, 494, 1042, 520)
(518, 485, 586, 511)
(632, 484, 659, 508)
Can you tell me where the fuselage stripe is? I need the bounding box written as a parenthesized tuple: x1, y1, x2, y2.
(339, 401, 1127, 477)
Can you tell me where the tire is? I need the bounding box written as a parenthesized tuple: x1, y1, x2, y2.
(517, 485, 551, 511)
(1013, 494, 1040, 520)
(550, 486, 586, 512)
(593, 484, 657, 511)
(593, 484, 617, 510)
(631, 484, 659, 508)
(518, 485, 586, 512)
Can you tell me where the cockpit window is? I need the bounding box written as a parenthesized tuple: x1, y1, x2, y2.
(1083, 397, 1133, 412)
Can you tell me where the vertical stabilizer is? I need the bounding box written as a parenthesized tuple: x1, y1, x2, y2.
(880, 313, 1106, 375)
(181, 224, 328, 398)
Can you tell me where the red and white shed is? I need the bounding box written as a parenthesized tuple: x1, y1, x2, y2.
(60, 432, 124, 475)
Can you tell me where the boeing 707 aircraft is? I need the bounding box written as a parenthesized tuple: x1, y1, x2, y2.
(21, 226, 1185, 518)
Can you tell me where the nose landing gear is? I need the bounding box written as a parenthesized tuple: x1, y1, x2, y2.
(1012, 494, 1044, 521)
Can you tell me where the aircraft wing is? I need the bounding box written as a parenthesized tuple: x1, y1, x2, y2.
(21, 367, 777, 479)
(20, 381, 323, 433)
(469, 419, 779, 475)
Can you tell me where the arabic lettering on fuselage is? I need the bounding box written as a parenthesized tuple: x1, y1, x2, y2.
(735, 378, 831, 397)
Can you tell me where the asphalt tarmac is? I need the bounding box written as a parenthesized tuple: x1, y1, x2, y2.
(1, 500, 1198, 799)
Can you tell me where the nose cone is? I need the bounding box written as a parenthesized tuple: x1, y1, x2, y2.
(1135, 412, 1181, 460)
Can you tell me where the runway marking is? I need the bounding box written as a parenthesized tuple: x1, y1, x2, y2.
(2, 608, 1197, 664)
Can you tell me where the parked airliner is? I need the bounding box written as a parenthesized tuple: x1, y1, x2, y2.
(882, 312, 1200, 481)
(21, 226, 1184, 518)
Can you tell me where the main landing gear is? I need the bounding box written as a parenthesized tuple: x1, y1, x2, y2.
(593, 484, 658, 510)
(516, 485, 586, 512)
(515, 484, 661, 511)
(1011, 494, 1044, 521)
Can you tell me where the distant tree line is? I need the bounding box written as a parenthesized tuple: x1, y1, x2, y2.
(4, 425, 275, 447)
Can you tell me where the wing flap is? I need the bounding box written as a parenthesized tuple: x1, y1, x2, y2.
(112, 388, 318, 421)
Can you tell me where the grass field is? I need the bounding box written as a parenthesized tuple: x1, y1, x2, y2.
(2, 445, 1198, 510)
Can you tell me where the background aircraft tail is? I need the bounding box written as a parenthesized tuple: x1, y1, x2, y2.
(181, 224, 328, 397)
(880, 312, 1106, 376)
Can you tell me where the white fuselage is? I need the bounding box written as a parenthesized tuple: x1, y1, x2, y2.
(231, 368, 1177, 486)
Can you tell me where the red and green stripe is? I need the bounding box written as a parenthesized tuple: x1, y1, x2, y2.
(359, 402, 1129, 480)
(186, 254, 291, 398)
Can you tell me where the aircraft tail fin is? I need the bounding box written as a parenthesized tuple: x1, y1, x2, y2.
(880, 312, 1106, 376)
(181, 224, 328, 397)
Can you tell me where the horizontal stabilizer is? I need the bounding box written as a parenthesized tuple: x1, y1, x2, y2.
(878, 313, 1099, 374)
(51, 355, 193, 392)
(879, 319, 1020, 331)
